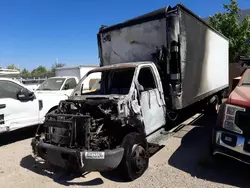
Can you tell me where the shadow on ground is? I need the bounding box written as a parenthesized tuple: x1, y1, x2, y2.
(18, 106, 202, 185)
(168, 114, 250, 188)
(0, 126, 37, 146)
(20, 155, 104, 186)
(20, 143, 165, 185)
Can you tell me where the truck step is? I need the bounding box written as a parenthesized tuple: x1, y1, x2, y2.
(147, 128, 174, 146)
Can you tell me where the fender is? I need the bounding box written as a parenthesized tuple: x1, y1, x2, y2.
(36, 92, 69, 123)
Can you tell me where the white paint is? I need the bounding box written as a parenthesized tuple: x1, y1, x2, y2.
(55, 66, 98, 80)
(55, 66, 101, 94)
(35, 92, 69, 123)
(0, 78, 69, 133)
(197, 28, 229, 96)
(0, 98, 39, 132)
(179, 9, 229, 107)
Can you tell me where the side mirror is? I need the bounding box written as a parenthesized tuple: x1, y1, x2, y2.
(81, 83, 83, 91)
(232, 76, 242, 91)
(138, 84, 144, 93)
(17, 89, 35, 101)
(64, 84, 70, 90)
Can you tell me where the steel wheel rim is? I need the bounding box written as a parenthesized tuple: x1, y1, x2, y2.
(131, 144, 147, 174)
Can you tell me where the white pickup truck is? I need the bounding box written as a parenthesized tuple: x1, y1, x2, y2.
(35, 76, 79, 96)
(0, 78, 68, 133)
(36, 75, 102, 96)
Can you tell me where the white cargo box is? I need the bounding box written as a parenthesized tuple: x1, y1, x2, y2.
(98, 4, 229, 109)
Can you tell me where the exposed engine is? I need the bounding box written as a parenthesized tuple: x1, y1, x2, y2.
(37, 98, 124, 151)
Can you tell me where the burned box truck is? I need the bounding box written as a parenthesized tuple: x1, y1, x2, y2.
(31, 4, 229, 180)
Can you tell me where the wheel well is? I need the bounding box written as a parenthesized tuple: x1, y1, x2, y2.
(118, 126, 146, 144)
(48, 106, 58, 113)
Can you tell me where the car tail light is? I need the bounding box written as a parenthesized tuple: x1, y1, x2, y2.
(222, 104, 245, 134)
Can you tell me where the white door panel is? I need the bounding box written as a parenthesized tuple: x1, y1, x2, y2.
(0, 79, 39, 133)
(136, 65, 166, 136)
(140, 89, 166, 135)
(0, 98, 39, 132)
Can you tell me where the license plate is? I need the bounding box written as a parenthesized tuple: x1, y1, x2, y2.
(85, 152, 105, 159)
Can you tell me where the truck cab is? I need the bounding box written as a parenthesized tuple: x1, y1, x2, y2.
(36, 76, 79, 96)
(211, 68, 250, 164)
(72, 62, 166, 135)
(31, 62, 166, 180)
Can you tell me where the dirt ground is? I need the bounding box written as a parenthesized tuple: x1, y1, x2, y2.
(0, 113, 249, 188)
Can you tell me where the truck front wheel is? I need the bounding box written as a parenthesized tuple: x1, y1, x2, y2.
(119, 132, 149, 181)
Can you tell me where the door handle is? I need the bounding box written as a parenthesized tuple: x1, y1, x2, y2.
(0, 104, 6, 109)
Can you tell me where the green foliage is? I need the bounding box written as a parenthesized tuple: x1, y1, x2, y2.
(7, 64, 20, 71)
(31, 66, 48, 77)
(209, 0, 250, 62)
(20, 68, 30, 78)
(5, 62, 66, 78)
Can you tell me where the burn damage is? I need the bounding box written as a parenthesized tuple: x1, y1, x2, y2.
(34, 96, 144, 153)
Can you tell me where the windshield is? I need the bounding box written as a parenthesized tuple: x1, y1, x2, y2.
(37, 78, 66, 90)
(72, 68, 135, 96)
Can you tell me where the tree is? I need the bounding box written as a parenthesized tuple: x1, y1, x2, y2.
(31, 66, 48, 77)
(209, 0, 250, 63)
(20, 68, 30, 78)
(7, 64, 20, 71)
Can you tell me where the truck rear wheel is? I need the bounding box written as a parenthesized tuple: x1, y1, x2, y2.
(205, 95, 220, 115)
(119, 132, 149, 181)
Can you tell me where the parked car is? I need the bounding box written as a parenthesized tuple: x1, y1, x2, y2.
(0, 78, 68, 133)
(211, 67, 250, 164)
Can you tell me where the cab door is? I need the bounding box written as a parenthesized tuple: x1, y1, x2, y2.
(136, 65, 166, 135)
(0, 80, 39, 133)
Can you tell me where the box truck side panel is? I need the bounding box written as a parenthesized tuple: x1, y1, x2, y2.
(55, 68, 80, 79)
(79, 67, 97, 79)
(179, 8, 229, 108)
(100, 18, 167, 66)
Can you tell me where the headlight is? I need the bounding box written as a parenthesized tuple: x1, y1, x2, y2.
(222, 104, 245, 134)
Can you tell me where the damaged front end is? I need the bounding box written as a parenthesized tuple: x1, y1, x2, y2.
(31, 95, 142, 172)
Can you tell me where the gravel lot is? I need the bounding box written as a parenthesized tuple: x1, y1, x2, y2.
(0, 114, 249, 188)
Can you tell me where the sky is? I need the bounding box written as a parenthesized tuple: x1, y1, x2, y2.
(1, 0, 250, 71)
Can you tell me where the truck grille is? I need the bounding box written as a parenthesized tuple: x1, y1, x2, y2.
(235, 111, 250, 136)
(43, 113, 91, 149)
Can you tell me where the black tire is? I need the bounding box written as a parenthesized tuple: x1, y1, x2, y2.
(209, 130, 221, 161)
(119, 132, 149, 181)
(205, 95, 220, 116)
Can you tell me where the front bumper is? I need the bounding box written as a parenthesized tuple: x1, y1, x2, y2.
(212, 128, 250, 165)
(31, 139, 124, 172)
